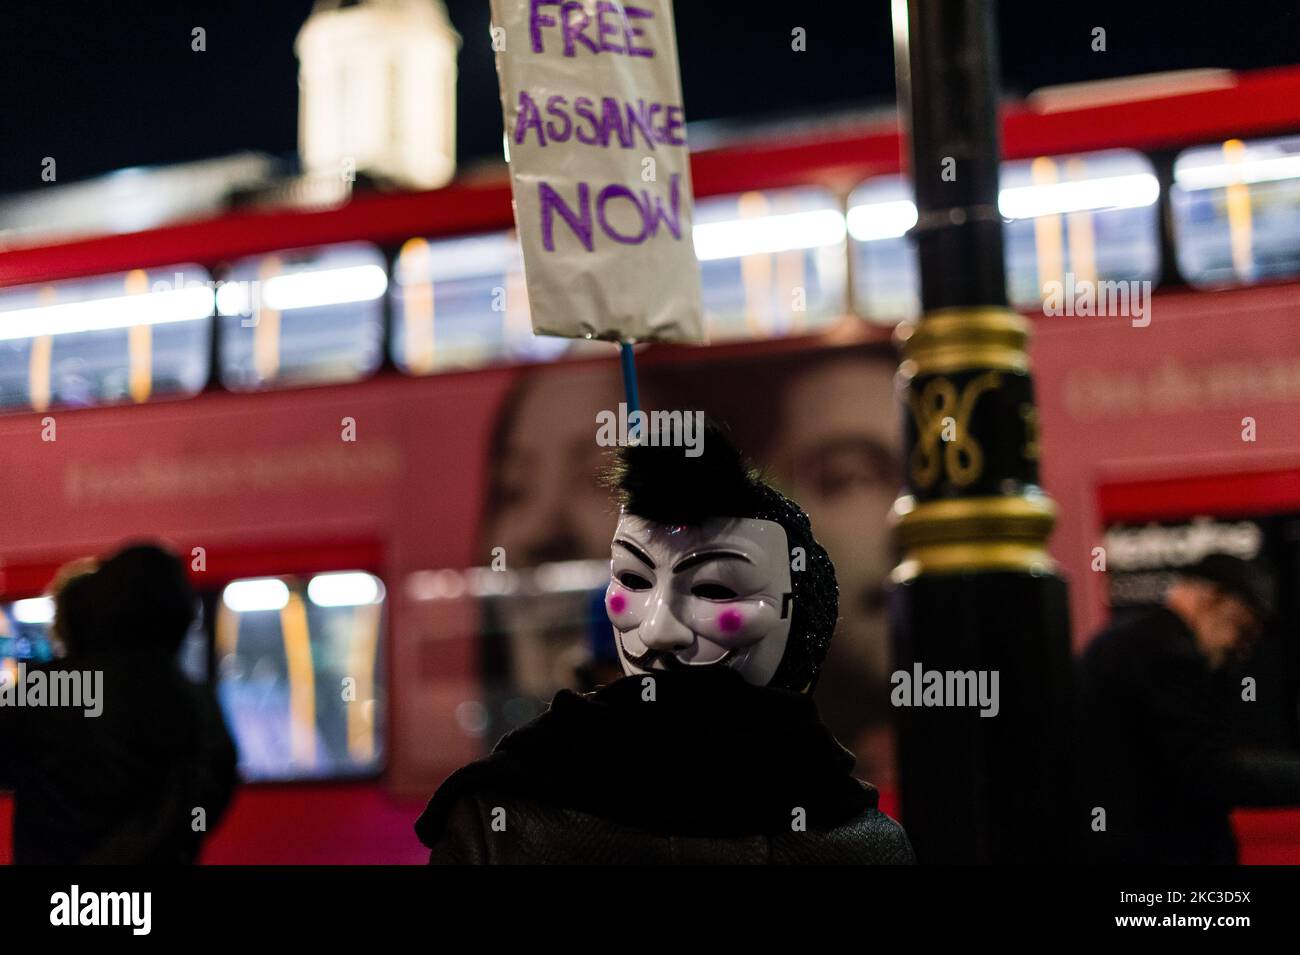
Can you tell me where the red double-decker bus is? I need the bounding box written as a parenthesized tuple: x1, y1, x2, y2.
(3, 66, 1300, 863)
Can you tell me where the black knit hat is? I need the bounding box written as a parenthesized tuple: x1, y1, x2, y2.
(1179, 553, 1274, 621)
(605, 421, 839, 693)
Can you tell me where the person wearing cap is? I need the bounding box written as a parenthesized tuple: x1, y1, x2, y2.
(1077, 553, 1300, 864)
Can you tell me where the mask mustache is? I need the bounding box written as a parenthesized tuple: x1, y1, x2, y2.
(619, 635, 734, 670)
(638, 650, 688, 670)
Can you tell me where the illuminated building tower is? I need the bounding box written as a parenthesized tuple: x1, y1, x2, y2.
(296, 0, 461, 191)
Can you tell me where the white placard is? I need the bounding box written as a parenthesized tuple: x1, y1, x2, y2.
(489, 0, 705, 343)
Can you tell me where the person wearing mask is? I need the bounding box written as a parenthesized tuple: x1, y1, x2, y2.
(417, 424, 913, 864)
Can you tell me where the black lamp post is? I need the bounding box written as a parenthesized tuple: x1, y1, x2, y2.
(889, 0, 1075, 863)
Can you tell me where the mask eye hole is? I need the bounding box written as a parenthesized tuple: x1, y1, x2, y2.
(617, 571, 653, 591)
(691, 583, 738, 601)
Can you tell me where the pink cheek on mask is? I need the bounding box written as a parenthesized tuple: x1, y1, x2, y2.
(608, 593, 627, 614)
(717, 609, 745, 634)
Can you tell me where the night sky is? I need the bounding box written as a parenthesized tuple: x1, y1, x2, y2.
(1, 0, 1297, 197)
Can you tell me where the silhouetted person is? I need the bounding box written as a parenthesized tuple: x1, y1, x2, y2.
(0, 543, 238, 864)
(1078, 554, 1300, 863)
(48, 558, 99, 658)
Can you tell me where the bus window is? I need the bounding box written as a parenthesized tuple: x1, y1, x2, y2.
(390, 232, 575, 375)
(849, 149, 1161, 319)
(847, 176, 920, 323)
(1000, 149, 1160, 309)
(1171, 135, 1300, 287)
(217, 243, 386, 391)
(0, 265, 213, 413)
(0, 594, 207, 682)
(215, 571, 386, 781)
(693, 187, 848, 341)
(0, 598, 58, 680)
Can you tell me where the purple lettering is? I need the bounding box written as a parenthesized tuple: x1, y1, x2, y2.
(529, 0, 562, 54)
(647, 103, 664, 142)
(573, 96, 599, 145)
(561, 1, 598, 57)
(624, 6, 655, 57)
(540, 181, 594, 252)
(642, 174, 683, 240)
(599, 96, 631, 148)
(535, 1, 654, 58)
(545, 95, 572, 143)
(625, 99, 657, 150)
(596, 2, 624, 53)
(597, 185, 650, 245)
(537, 177, 686, 250)
(664, 106, 686, 146)
(515, 91, 547, 146)
(519, 94, 683, 151)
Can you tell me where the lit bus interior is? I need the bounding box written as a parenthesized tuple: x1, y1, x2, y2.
(4, 134, 1299, 410)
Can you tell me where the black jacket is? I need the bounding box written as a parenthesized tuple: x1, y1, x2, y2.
(0, 648, 238, 864)
(1077, 605, 1300, 864)
(416, 668, 914, 864)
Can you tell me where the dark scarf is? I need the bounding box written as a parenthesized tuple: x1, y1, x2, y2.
(416, 668, 876, 845)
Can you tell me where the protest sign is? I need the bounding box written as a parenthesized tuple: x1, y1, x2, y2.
(489, 0, 705, 343)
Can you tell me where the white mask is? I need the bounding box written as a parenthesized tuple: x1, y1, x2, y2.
(605, 512, 794, 687)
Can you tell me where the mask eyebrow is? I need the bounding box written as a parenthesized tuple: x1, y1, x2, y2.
(673, 550, 753, 573)
(613, 538, 656, 570)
